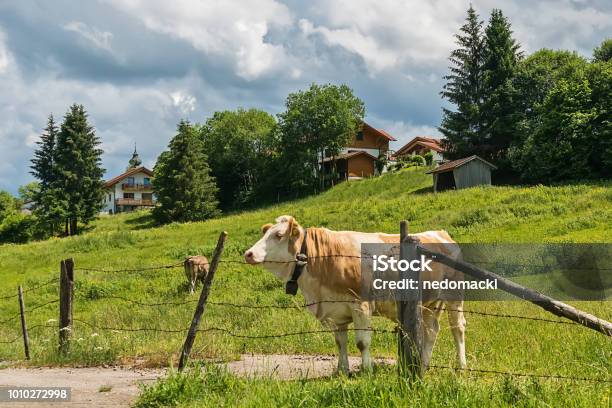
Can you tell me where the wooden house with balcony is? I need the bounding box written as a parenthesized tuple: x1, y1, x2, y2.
(101, 147, 156, 214)
(320, 122, 396, 180)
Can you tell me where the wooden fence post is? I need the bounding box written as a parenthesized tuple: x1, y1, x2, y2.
(179, 231, 228, 371)
(397, 220, 423, 379)
(18, 286, 30, 360)
(59, 258, 74, 355)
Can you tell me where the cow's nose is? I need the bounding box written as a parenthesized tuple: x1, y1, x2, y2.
(244, 251, 256, 264)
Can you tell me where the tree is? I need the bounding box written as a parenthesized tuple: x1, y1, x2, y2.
(593, 38, 612, 62)
(200, 109, 276, 209)
(276, 83, 365, 193)
(439, 5, 485, 159)
(18, 182, 40, 205)
(153, 120, 220, 223)
(30, 115, 65, 236)
(479, 9, 522, 171)
(54, 104, 105, 235)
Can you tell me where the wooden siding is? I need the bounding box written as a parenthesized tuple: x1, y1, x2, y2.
(347, 155, 375, 178)
(453, 159, 492, 189)
(348, 126, 390, 151)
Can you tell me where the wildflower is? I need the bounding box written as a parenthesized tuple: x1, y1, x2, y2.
(95, 346, 103, 351)
(91, 333, 99, 337)
(47, 319, 57, 323)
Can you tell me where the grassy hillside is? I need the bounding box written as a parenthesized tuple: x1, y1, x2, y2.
(1, 168, 611, 406)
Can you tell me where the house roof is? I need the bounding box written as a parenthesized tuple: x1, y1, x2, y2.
(320, 150, 378, 163)
(426, 155, 497, 174)
(396, 136, 444, 155)
(363, 122, 397, 141)
(104, 166, 153, 188)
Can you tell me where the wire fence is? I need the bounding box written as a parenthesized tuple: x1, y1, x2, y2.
(1, 255, 610, 386)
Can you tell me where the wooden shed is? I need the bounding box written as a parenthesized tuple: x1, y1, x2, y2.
(427, 155, 497, 192)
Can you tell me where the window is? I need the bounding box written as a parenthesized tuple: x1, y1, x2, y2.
(127, 176, 135, 185)
(356, 131, 364, 141)
(108, 194, 111, 202)
(142, 193, 153, 202)
(143, 177, 150, 185)
(123, 193, 134, 199)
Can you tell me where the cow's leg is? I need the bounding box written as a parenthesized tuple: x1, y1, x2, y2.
(189, 265, 196, 294)
(421, 302, 443, 369)
(446, 300, 467, 369)
(351, 303, 373, 371)
(333, 324, 350, 374)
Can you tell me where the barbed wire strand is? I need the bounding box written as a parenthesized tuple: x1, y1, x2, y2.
(0, 277, 59, 301)
(76, 293, 581, 327)
(0, 299, 60, 325)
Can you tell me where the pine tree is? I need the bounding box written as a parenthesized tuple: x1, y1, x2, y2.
(54, 104, 105, 235)
(439, 5, 485, 159)
(153, 120, 219, 223)
(480, 9, 521, 170)
(30, 115, 64, 236)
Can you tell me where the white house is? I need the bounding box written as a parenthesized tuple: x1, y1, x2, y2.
(394, 136, 445, 163)
(101, 147, 156, 214)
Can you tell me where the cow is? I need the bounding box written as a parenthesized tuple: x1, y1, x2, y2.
(184, 255, 209, 294)
(244, 215, 466, 374)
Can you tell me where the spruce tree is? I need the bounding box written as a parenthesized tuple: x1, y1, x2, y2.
(30, 115, 64, 236)
(153, 120, 219, 223)
(480, 9, 521, 170)
(54, 104, 105, 235)
(439, 5, 485, 159)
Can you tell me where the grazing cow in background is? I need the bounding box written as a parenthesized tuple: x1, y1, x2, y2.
(244, 215, 466, 373)
(184, 255, 209, 294)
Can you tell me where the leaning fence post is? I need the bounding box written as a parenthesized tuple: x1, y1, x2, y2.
(59, 258, 74, 355)
(397, 220, 423, 379)
(18, 285, 30, 360)
(179, 231, 228, 371)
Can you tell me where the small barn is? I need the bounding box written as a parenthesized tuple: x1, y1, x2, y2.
(427, 155, 497, 192)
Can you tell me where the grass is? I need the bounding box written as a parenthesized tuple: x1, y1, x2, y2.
(134, 364, 610, 408)
(0, 168, 610, 406)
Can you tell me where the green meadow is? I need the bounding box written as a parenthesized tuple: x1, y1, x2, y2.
(0, 168, 610, 406)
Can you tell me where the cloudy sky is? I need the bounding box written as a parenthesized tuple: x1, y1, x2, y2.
(0, 0, 610, 193)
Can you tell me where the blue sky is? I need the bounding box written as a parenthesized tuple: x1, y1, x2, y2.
(0, 0, 610, 194)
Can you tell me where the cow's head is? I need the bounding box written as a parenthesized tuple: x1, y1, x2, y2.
(244, 215, 303, 280)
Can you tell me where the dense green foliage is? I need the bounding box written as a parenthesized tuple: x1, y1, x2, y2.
(200, 109, 276, 209)
(441, 7, 610, 183)
(593, 38, 612, 62)
(439, 5, 485, 160)
(30, 115, 64, 236)
(479, 9, 521, 174)
(276, 83, 365, 192)
(153, 121, 220, 223)
(53, 104, 105, 235)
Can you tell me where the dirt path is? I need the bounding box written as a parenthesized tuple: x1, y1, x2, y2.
(0, 355, 394, 407)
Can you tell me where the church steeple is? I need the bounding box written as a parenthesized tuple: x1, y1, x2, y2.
(128, 143, 142, 169)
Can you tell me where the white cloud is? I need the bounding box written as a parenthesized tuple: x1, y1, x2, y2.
(299, 0, 465, 74)
(170, 91, 197, 115)
(0, 30, 13, 74)
(369, 116, 441, 150)
(63, 21, 114, 52)
(105, 0, 294, 79)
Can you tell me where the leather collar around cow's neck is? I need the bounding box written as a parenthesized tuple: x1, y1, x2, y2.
(285, 228, 308, 296)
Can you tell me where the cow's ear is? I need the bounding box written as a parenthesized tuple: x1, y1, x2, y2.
(261, 223, 273, 235)
(287, 217, 301, 238)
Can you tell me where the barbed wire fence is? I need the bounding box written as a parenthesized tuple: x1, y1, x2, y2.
(1, 229, 611, 385)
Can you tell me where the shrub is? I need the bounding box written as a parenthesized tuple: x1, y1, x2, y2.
(0, 213, 37, 243)
(423, 151, 434, 165)
(408, 155, 426, 166)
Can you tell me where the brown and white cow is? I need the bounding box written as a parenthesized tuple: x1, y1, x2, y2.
(244, 215, 466, 373)
(184, 255, 209, 294)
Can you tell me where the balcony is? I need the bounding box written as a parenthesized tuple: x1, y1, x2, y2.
(121, 183, 153, 191)
(115, 198, 154, 206)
